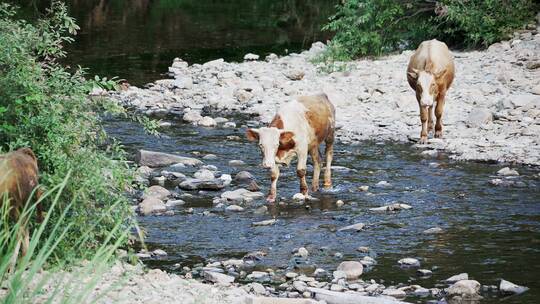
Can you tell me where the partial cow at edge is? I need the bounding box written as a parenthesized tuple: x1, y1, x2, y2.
(407, 39, 455, 144)
(246, 93, 335, 203)
(0, 147, 43, 264)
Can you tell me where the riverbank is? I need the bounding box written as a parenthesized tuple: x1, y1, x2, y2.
(107, 26, 540, 166)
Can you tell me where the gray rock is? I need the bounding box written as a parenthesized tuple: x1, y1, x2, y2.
(194, 169, 215, 180)
(497, 167, 519, 176)
(136, 150, 202, 167)
(293, 281, 308, 292)
(499, 279, 528, 295)
(229, 160, 246, 166)
(370, 203, 412, 212)
(295, 247, 309, 258)
(338, 223, 365, 232)
(416, 269, 433, 276)
(445, 273, 468, 283)
(179, 178, 226, 190)
(382, 289, 406, 298)
(183, 110, 203, 123)
(251, 282, 267, 295)
(244, 53, 260, 61)
(423, 227, 443, 234)
(226, 205, 244, 212)
(152, 249, 167, 256)
(165, 199, 185, 208)
(466, 108, 493, 127)
(199, 116, 217, 127)
(139, 198, 167, 216)
(222, 188, 264, 202)
(336, 261, 363, 280)
(203, 271, 235, 286)
(142, 185, 171, 200)
(397, 258, 420, 267)
(252, 219, 277, 227)
(309, 287, 410, 304)
(446, 280, 480, 297)
(285, 70, 305, 81)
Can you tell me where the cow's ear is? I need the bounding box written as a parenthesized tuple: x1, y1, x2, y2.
(435, 68, 447, 79)
(246, 129, 260, 141)
(279, 131, 295, 148)
(407, 68, 419, 79)
(18, 147, 36, 161)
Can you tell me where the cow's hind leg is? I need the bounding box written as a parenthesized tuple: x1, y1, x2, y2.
(435, 91, 446, 138)
(419, 105, 429, 144)
(296, 150, 309, 196)
(323, 137, 334, 189)
(309, 147, 321, 192)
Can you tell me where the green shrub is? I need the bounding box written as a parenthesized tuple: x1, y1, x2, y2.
(0, 2, 133, 262)
(321, 0, 537, 60)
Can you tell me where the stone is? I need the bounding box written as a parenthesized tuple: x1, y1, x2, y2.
(509, 94, 540, 108)
(142, 185, 171, 200)
(235, 171, 256, 183)
(226, 205, 244, 212)
(360, 256, 376, 267)
(445, 273, 469, 283)
(244, 53, 260, 61)
(251, 282, 267, 295)
(446, 280, 481, 297)
(183, 110, 203, 123)
(499, 279, 528, 295)
(203, 271, 235, 286)
(252, 219, 277, 226)
(335, 200, 344, 207)
(165, 199, 185, 208)
(152, 249, 167, 256)
(416, 269, 432, 276)
(293, 281, 308, 292)
(136, 150, 202, 167)
(466, 108, 493, 128)
(139, 198, 166, 216)
(296, 247, 309, 258)
(382, 289, 406, 298)
(284, 70, 305, 81)
(358, 185, 370, 192)
(338, 223, 365, 232)
(398, 258, 420, 267)
(199, 116, 217, 127)
(309, 287, 410, 304)
(374, 181, 391, 188)
(179, 178, 226, 190)
(497, 167, 519, 176)
(370, 203, 412, 212)
(194, 169, 215, 180)
(247, 271, 271, 282)
(292, 193, 306, 201)
(357, 246, 370, 253)
(336, 261, 363, 280)
(222, 188, 264, 202)
(229, 160, 246, 166)
(286, 272, 298, 279)
(423, 227, 443, 234)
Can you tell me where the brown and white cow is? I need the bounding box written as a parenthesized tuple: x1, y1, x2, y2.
(246, 94, 335, 202)
(0, 148, 43, 263)
(407, 39, 455, 144)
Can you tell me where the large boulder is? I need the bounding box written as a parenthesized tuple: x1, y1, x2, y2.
(499, 279, 528, 295)
(139, 198, 166, 216)
(142, 185, 171, 200)
(203, 271, 235, 286)
(179, 178, 226, 190)
(446, 280, 481, 297)
(221, 188, 264, 202)
(336, 261, 364, 280)
(136, 150, 202, 167)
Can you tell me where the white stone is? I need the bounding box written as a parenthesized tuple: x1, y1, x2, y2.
(499, 279, 529, 295)
(446, 280, 480, 297)
(336, 261, 363, 280)
(398, 258, 420, 267)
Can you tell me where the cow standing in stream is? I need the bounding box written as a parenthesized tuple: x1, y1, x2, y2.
(407, 39, 455, 144)
(246, 94, 335, 203)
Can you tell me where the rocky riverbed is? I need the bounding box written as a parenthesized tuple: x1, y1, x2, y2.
(102, 26, 540, 166)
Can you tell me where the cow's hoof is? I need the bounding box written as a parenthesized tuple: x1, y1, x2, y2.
(434, 131, 443, 138)
(266, 196, 276, 203)
(312, 185, 319, 192)
(418, 137, 428, 144)
(323, 184, 332, 190)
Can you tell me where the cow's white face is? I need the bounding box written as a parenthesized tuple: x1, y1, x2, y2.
(409, 69, 445, 107)
(246, 127, 295, 169)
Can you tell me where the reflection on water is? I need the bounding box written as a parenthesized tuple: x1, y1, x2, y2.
(25, 0, 336, 85)
(105, 115, 540, 304)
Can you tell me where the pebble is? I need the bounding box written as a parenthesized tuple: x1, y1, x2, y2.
(292, 193, 306, 201)
(229, 160, 246, 166)
(226, 205, 244, 212)
(398, 258, 420, 267)
(152, 249, 167, 256)
(252, 219, 277, 226)
(296, 247, 309, 258)
(499, 279, 529, 295)
(356, 246, 370, 253)
(497, 167, 519, 176)
(338, 223, 365, 232)
(423, 227, 443, 234)
(335, 200, 344, 207)
(358, 185, 370, 192)
(416, 269, 433, 276)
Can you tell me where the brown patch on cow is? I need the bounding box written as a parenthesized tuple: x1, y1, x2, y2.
(269, 115, 284, 129)
(246, 129, 259, 141)
(0, 148, 41, 211)
(279, 131, 295, 149)
(297, 94, 336, 146)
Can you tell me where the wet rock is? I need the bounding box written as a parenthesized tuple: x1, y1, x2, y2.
(183, 110, 203, 123)
(142, 185, 171, 200)
(370, 203, 412, 212)
(226, 205, 244, 212)
(244, 53, 260, 61)
(382, 289, 406, 298)
(220, 174, 233, 186)
(497, 167, 519, 176)
(179, 178, 226, 190)
(203, 271, 235, 286)
(357, 246, 370, 253)
(247, 271, 271, 282)
(336, 261, 363, 280)
(229, 160, 246, 166)
(293, 281, 308, 292)
(423, 227, 443, 234)
(235, 171, 255, 183)
(136, 252, 151, 259)
(139, 198, 167, 216)
(136, 149, 202, 167)
(446, 280, 481, 297)
(222, 188, 264, 202)
(445, 273, 468, 283)
(223, 121, 237, 128)
(194, 169, 215, 180)
(165, 199, 185, 208)
(309, 287, 409, 304)
(295, 247, 309, 258)
(417, 269, 433, 277)
(199, 116, 217, 127)
(338, 223, 365, 232)
(398, 258, 420, 267)
(335, 200, 345, 207)
(254, 206, 268, 215)
(413, 287, 430, 296)
(358, 185, 370, 192)
(293, 193, 306, 201)
(286, 272, 298, 279)
(499, 279, 529, 295)
(251, 282, 267, 295)
(152, 249, 167, 256)
(360, 256, 376, 267)
(374, 181, 391, 188)
(252, 219, 277, 226)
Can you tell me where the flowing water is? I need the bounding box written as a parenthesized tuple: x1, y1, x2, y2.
(106, 115, 540, 304)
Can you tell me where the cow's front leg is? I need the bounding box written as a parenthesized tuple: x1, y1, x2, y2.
(419, 105, 429, 144)
(428, 106, 434, 133)
(309, 147, 321, 192)
(296, 151, 308, 196)
(267, 166, 280, 203)
(323, 138, 334, 189)
(435, 90, 446, 138)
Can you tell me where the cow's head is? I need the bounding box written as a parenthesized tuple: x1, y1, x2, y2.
(408, 68, 446, 107)
(246, 127, 295, 169)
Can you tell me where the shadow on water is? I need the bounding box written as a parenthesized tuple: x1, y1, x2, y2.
(105, 114, 540, 304)
(23, 0, 336, 85)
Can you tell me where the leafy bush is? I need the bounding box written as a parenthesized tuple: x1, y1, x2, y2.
(0, 2, 133, 262)
(321, 0, 537, 60)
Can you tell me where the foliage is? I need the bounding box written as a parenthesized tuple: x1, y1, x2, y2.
(0, 2, 134, 262)
(321, 0, 537, 61)
(0, 177, 129, 303)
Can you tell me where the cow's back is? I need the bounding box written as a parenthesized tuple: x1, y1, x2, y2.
(0, 149, 39, 210)
(297, 94, 335, 145)
(407, 39, 454, 89)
